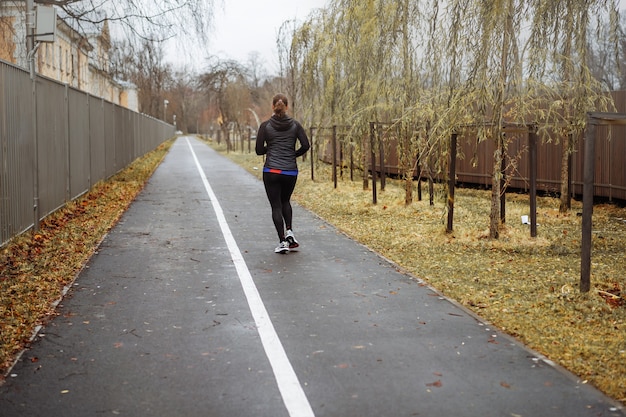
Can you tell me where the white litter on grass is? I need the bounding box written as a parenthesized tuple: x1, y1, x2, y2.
(521, 215, 539, 225)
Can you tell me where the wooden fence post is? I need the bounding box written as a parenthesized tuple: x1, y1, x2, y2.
(310, 127, 315, 181)
(378, 128, 385, 191)
(500, 133, 506, 224)
(446, 133, 457, 233)
(447, 133, 457, 233)
(580, 116, 596, 293)
(369, 122, 377, 205)
(349, 142, 354, 182)
(528, 125, 538, 238)
(332, 125, 337, 189)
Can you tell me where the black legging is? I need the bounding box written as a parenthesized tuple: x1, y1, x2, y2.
(263, 171, 297, 241)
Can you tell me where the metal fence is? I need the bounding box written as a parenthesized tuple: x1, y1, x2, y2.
(1, 59, 174, 247)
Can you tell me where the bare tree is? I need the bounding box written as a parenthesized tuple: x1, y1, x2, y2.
(199, 57, 249, 150)
(111, 37, 172, 119)
(14, 0, 218, 45)
(1, 0, 218, 74)
(587, 12, 624, 90)
(167, 68, 198, 133)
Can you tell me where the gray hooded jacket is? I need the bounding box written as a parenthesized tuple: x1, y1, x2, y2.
(255, 115, 310, 171)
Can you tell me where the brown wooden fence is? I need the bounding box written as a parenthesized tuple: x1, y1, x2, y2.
(315, 91, 626, 202)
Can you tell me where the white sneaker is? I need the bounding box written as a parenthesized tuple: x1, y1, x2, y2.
(274, 240, 290, 254)
(285, 230, 299, 249)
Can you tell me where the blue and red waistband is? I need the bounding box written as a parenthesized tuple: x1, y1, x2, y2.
(263, 167, 298, 176)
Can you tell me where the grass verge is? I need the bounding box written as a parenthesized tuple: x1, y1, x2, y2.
(214, 140, 626, 404)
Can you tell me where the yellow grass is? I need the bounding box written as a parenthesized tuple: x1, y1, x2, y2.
(218, 140, 626, 404)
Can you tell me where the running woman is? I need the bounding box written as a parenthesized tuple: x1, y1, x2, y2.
(255, 94, 310, 254)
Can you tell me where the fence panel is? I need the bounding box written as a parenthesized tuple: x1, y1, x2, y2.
(36, 76, 69, 219)
(505, 132, 530, 191)
(116, 105, 131, 169)
(456, 135, 493, 186)
(610, 125, 626, 200)
(362, 117, 626, 202)
(104, 101, 117, 179)
(0, 61, 35, 244)
(68, 86, 90, 199)
(89, 96, 106, 186)
(1, 60, 174, 248)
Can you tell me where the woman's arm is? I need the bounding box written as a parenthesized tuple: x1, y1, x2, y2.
(255, 122, 268, 155)
(294, 122, 310, 157)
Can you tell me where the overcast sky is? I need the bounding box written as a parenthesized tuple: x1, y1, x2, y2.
(165, 0, 329, 73)
(210, 0, 328, 71)
(168, 1, 623, 73)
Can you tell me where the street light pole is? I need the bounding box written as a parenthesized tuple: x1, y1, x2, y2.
(163, 99, 169, 122)
(247, 108, 260, 129)
(25, 0, 35, 68)
(25, 0, 40, 231)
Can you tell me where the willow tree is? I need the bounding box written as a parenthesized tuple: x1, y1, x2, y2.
(525, 0, 619, 213)
(494, 0, 517, 238)
(449, 0, 616, 238)
(390, 0, 423, 205)
(328, 0, 414, 180)
(279, 9, 327, 125)
(289, 0, 620, 238)
(448, 0, 522, 239)
(291, 0, 412, 188)
(329, 0, 380, 189)
(408, 0, 478, 210)
(199, 57, 248, 150)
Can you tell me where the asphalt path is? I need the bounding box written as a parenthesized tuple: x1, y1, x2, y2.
(1, 136, 623, 417)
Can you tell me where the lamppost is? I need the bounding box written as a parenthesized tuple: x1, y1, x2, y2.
(163, 99, 169, 121)
(247, 108, 260, 129)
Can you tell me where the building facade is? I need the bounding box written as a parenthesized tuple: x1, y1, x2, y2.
(0, 3, 137, 111)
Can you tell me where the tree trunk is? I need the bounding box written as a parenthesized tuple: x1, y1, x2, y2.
(489, 139, 502, 239)
(489, 0, 513, 239)
(362, 133, 369, 190)
(559, 133, 571, 212)
(405, 176, 413, 206)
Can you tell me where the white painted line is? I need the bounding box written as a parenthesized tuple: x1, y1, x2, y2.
(185, 138, 315, 417)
